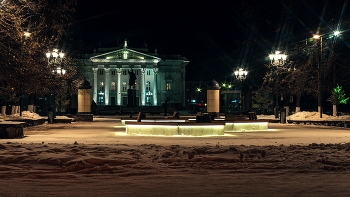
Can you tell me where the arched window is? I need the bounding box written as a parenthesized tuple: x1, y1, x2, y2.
(166, 83, 171, 91)
(110, 82, 116, 90)
(146, 81, 151, 91)
(134, 81, 139, 90)
(99, 82, 104, 91)
(122, 81, 127, 91)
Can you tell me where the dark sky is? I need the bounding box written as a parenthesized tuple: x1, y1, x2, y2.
(76, 0, 349, 83)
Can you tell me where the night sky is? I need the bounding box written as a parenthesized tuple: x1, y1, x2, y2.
(76, 0, 349, 84)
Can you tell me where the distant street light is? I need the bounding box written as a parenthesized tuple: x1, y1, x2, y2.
(221, 83, 232, 89)
(234, 68, 248, 114)
(23, 31, 31, 38)
(333, 30, 341, 37)
(269, 51, 287, 67)
(268, 50, 287, 118)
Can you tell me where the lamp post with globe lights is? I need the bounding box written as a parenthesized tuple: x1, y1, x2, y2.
(268, 50, 287, 118)
(45, 49, 66, 122)
(46, 49, 65, 66)
(234, 68, 248, 114)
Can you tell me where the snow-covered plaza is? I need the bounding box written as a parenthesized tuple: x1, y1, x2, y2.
(1, 111, 350, 197)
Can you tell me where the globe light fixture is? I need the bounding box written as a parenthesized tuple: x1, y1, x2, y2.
(234, 68, 248, 80)
(46, 49, 65, 65)
(46, 48, 67, 75)
(53, 67, 66, 75)
(268, 51, 287, 67)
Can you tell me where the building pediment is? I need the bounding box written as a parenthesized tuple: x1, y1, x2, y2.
(90, 48, 161, 63)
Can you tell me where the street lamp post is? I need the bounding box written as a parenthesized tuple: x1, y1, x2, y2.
(46, 49, 66, 121)
(312, 31, 341, 118)
(268, 51, 287, 118)
(313, 34, 323, 118)
(19, 30, 31, 116)
(234, 68, 248, 114)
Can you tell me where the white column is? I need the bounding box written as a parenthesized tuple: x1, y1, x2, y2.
(153, 68, 158, 106)
(117, 68, 121, 105)
(141, 68, 146, 106)
(104, 68, 110, 105)
(92, 68, 98, 103)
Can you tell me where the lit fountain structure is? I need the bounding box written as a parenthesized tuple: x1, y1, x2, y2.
(123, 117, 269, 136)
(123, 79, 269, 136)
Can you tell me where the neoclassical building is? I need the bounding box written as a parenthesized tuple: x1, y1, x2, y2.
(81, 40, 189, 107)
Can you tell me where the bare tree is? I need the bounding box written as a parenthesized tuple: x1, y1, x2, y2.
(0, 0, 81, 114)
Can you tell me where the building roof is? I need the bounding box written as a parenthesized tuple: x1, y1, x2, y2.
(83, 40, 188, 63)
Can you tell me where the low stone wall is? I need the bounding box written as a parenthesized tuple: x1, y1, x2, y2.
(0, 122, 25, 139)
(54, 118, 72, 124)
(66, 114, 93, 122)
(231, 120, 269, 132)
(5, 118, 46, 127)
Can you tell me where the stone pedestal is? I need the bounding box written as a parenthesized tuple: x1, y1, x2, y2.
(75, 78, 93, 122)
(127, 89, 137, 107)
(207, 79, 220, 117)
(77, 78, 92, 114)
(78, 89, 91, 113)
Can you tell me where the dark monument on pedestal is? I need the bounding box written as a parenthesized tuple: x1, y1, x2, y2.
(127, 69, 137, 108)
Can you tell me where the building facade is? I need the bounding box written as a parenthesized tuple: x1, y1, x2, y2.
(81, 40, 189, 108)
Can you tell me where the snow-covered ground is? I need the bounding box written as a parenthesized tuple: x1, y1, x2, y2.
(1, 111, 350, 197)
(288, 111, 350, 121)
(0, 111, 44, 120)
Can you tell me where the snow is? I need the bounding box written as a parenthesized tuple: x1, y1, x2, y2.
(288, 111, 350, 121)
(0, 111, 43, 120)
(1, 111, 350, 196)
